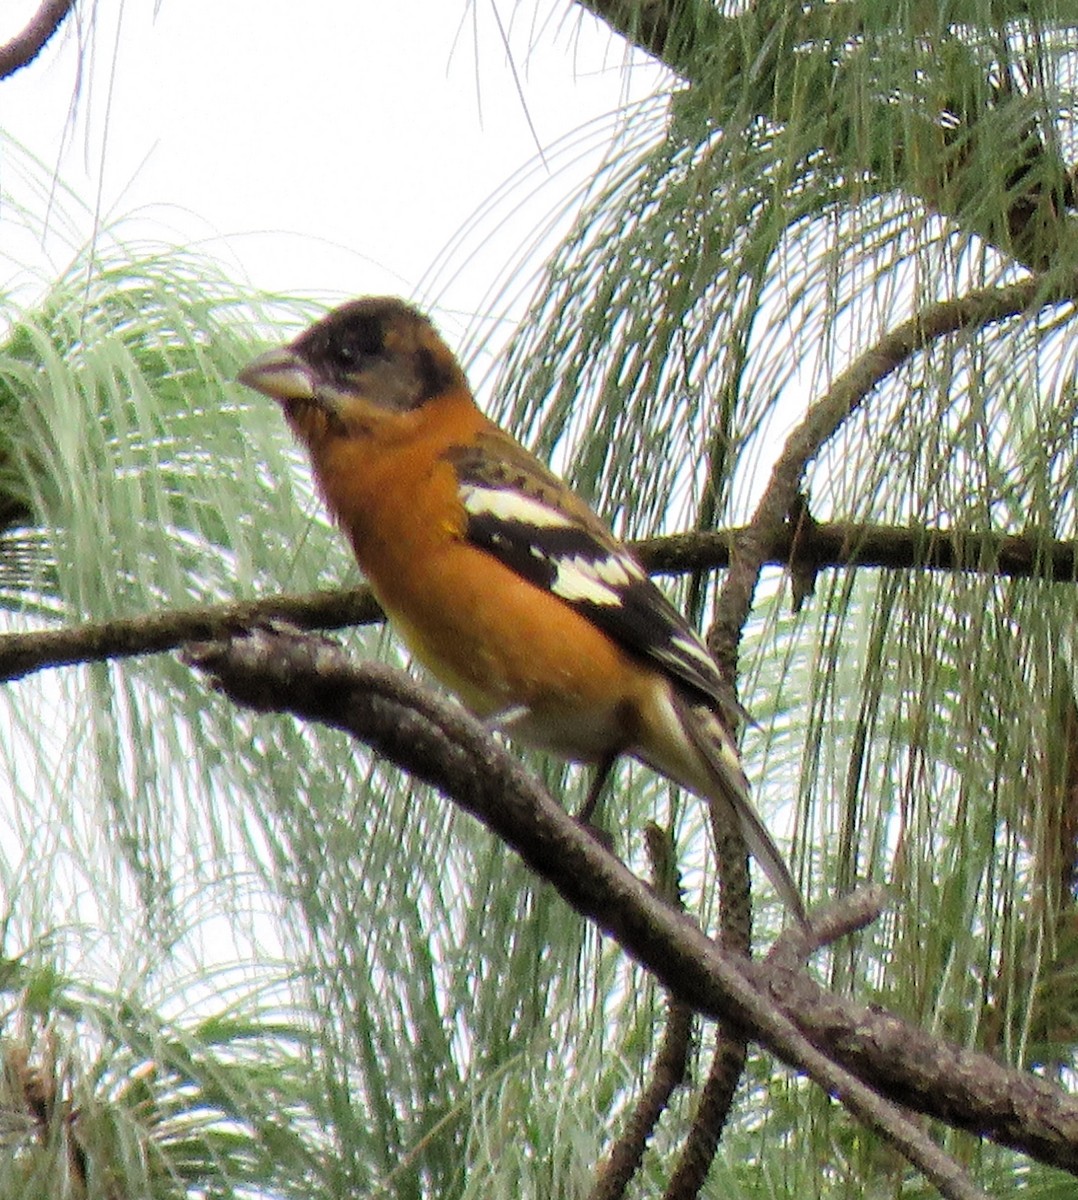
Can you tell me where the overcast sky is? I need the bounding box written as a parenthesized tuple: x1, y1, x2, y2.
(0, 1, 665, 356)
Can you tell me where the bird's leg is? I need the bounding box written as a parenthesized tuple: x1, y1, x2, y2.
(575, 752, 617, 825)
(486, 706, 617, 846)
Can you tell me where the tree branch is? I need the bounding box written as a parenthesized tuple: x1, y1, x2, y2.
(4, 515, 1078, 687)
(574, 0, 725, 77)
(0, 0, 75, 80)
(185, 624, 1078, 1192)
(714, 275, 1068, 656)
(577, 1, 1078, 270)
(640, 519, 1078, 584)
(588, 824, 693, 1200)
(0, 586, 383, 683)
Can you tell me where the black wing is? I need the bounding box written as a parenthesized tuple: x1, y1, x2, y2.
(446, 434, 736, 715)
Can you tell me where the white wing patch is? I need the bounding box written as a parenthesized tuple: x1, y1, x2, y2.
(459, 484, 576, 529)
(456, 465, 735, 705)
(664, 632, 719, 675)
(552, 551, 644, 606)
(460, 480, 649, 608)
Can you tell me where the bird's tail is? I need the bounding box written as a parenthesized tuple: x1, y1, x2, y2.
(675, 695, 807, 926)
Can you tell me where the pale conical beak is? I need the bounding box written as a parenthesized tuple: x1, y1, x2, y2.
(237, 347, 316, 403)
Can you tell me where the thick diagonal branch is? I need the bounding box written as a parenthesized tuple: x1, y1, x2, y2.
(187, 626, 1078, 1191)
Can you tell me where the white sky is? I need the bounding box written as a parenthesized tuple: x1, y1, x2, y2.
(0, 1, 665, 357)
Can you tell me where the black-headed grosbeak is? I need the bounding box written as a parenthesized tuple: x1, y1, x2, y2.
(238, 297, 805, 923)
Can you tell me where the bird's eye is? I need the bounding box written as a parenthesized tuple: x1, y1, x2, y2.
(333, 315, 385, 367)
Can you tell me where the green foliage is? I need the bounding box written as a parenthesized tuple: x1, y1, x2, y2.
(448, 0, 1078, 1192)
(0, 951, 319, 1200)
(5, 1, 1078, 1196)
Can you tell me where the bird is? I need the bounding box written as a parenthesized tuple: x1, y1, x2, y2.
(238, 297, 805, 924)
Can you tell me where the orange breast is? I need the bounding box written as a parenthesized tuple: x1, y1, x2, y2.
(302, 392, 660, 762)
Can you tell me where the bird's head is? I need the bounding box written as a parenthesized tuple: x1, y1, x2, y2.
(237, 297, 467, 443)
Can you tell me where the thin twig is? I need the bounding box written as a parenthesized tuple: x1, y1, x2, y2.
(766, 885, 888, 973)
(663, 815, 749, 1199)
(588, 825, 693, 1200)
(715, 276, 1064, 656)
(661, 1037, 745, 1200)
